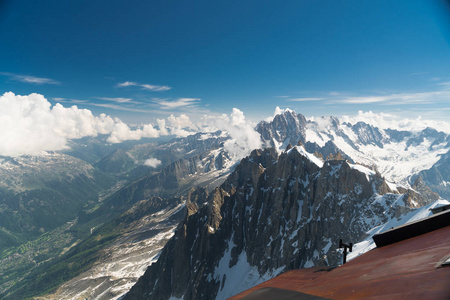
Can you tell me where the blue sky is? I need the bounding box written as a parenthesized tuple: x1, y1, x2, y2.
(1, 0, 450, 124)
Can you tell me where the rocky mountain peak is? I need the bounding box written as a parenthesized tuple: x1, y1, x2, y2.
(124, 146, 433, 300)
(351, 121, 385, 147)
(256, 111, 308, 148)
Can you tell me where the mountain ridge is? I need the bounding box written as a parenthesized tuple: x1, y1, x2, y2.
(1, 108, 449, 299)
(124, 146, 436, 300)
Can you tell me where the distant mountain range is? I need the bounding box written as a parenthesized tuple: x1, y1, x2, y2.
(0, 109, 449, 299)
(257, 109, 450, 190)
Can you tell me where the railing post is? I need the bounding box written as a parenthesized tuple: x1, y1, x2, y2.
(339, 239, 353, 264)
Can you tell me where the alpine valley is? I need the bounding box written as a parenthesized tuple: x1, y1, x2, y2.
(1, 109, 449, 300)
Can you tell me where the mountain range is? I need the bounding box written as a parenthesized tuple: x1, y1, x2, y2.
(124, 146, 442, 300)
(0, 109, 448, 299)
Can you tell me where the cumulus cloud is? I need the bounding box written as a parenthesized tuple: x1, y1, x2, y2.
(144, 158, 162, 168)
(167, 114, 197, 129)
(106, 121, 163, 143)
(0, 92, 203, 156)
(213, 108, 262, 159)
(0, 92, 115, 156)
(105, 115, 201, 142)
(156, 119, 169, 135)
(117, 81, 171, 91)
(164, 114, 197, 137)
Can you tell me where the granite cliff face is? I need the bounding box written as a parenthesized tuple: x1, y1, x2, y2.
(415, 149, 450, 200)
(124, 146, 432, 300)
(257, 110, 450, 196)
(256, 110, 307, 148)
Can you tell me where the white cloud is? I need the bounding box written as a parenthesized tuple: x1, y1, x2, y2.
(273, 106, 287, 116)
(106, 121, 162, 143)
(287, 97, 323, 102)
(107, 121, 146, 143)
(154, 98, 200, 109)
(282, 89, 450, 107)
(165, 114, 197, 137)
(1, 72, 59, 85)
(168, 127, 193, 137)
(87, 102, 153, 113)
(0, 93, 261, 158)
(142, 124, 160, 138)
(337, 90, 450, 104)
(156, 118, 169, 135)
(117, 81, 171, 91)
(340, 110, 450, 134)
(106, 114, 200, 143)
(141, 84, 171, 91)
(53, 98, 89, 104)
(0, 92, 116, 156)
(117, 81, 137, 87)
(144, 158, 162, 168)
(95, 97, 134, 103)
(213, 108, 262, 159)
(168, 114, 197, 129)
(0, 92, 201, 156)
(437, 81, 450, 89)
(310, 116, 335, 132)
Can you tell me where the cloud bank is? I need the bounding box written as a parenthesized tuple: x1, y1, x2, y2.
(0, 93, 199, 156)
(0, 92, 116, 156)
(0, 92, 260, 159)
(213, 108, 262, 159)
(5, 92, 446, 159)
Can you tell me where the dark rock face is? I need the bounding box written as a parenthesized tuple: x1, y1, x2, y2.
(384, 128, 412, 143)
(86, 148, 233, 226)
(415, 150, 450, 199)
(256, 111, 308, 148)
(405, 127, 448, 149)
(256, 110, 450, 200)
(179, 131, 227, 154)
(124, 147, 432, 300)
(304, 140, 353, 163)
(351, 122, 384, 147)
